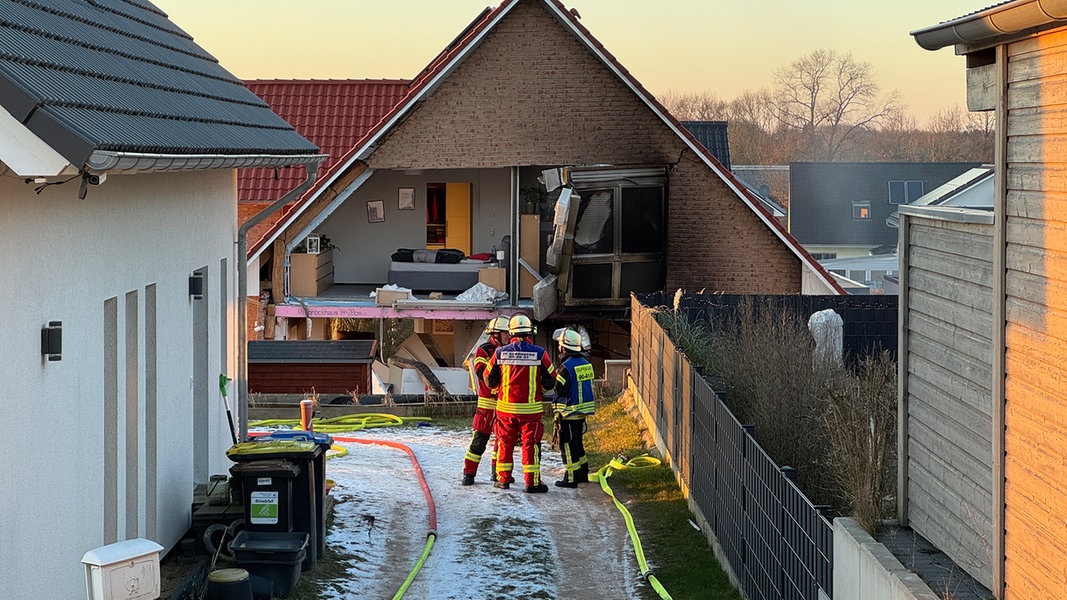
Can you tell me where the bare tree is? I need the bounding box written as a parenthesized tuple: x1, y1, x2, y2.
(771, 49, 902, 161)
(660, 89, 729, 121)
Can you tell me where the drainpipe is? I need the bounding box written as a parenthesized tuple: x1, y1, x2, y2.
(236, 163, 320, 441)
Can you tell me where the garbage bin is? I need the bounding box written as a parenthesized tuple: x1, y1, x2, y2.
(228, 439, 321, 571)
(254, 430, 333, 563)
(227, 459, 300, 533)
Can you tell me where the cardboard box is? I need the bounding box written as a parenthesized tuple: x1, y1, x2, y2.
(478, 267, 506, 292)
(375, 288, 410, 306)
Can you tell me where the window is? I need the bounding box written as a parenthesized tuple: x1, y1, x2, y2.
(852, 200, 871, 219)
(810, 252, 837, 261)
(889, 180, 924, 204)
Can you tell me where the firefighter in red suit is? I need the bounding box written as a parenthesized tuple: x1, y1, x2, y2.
(462, 315, 509, 486)
(485, 314, 556, 493)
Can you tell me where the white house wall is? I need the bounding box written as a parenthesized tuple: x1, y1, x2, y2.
(0, 169, 237, 598)
(320, 168, 511, 284)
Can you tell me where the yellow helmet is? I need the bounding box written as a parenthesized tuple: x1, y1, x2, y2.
(484, 315, 509, 334)
(508, 314, 533, 335)
(558, 329, 583, 352)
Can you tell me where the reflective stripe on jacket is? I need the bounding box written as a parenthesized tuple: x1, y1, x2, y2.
(554, 355, 595, 418)
(486, 338, 555, 414)
(469, 341, 498, 409)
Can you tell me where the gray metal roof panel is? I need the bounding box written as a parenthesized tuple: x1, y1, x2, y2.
(248, 340, 378, 363)
(0, 0, 318, 167)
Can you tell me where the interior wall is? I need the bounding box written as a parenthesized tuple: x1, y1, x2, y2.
(320, 168, 511, 284)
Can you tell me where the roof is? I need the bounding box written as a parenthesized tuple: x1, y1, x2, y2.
(248, 340, 377, 363)
(240, 79, 410, 202)
(247, 0, 843, 293)
(0, 0, 320, 172)
(886, 165, 993, 228)
(681, 121, 731, 170)
(911, 1, 1067, 51)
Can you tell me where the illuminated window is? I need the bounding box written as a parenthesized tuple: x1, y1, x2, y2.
(852, 200, 871, 219)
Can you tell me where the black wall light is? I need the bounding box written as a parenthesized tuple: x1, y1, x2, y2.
(189, 274, 204, 300)
(41, 321, 62, 361)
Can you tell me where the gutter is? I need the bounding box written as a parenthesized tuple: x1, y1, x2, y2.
(911, 0, 1067, 51)
(86, 150, 325, 172)
(236, 161, 321, 441)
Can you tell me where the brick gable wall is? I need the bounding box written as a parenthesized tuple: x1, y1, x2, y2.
(368, 0, 800, 293)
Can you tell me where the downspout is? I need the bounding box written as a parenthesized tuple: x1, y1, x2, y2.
(236, 162, 320, 441)
(991, 43, 1008, 600)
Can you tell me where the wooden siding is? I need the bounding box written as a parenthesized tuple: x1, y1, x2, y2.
(248, 363, 370, 395)
(904, 216, 994, 589)
(1002, 28, 1067, 598)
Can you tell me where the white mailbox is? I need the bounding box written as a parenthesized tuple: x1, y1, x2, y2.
(82, 538, 163, 600)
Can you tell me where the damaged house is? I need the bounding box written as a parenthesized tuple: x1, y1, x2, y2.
(242, 0, 841, 392)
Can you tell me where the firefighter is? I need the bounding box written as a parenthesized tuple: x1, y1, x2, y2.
(485, 314, 556, 493)
(462, 315, 509, 486)
(552, 328, 595, 487)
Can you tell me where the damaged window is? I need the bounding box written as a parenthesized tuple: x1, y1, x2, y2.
(574, 189, 614, 255)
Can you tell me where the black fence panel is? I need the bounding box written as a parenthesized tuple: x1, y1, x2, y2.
(633, 299, 834, 600)
(636, 292, 897, 364)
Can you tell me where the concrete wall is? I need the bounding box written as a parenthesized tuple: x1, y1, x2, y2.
(0, 169, 238, 598)
(834, 518, 940, 600)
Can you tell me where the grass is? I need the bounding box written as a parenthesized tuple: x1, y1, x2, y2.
(587, 393, 742, 600)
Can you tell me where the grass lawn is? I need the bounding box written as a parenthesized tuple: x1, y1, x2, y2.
(587, 392, 743, 600)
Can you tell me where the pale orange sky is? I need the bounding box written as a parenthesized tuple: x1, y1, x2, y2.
(153, 0, 982, 124)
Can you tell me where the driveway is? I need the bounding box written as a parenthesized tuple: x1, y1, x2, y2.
(321, 424, 643, 599)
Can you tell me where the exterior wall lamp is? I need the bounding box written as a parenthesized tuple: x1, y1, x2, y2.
(189, 274, 204, 300)
(41, 321, 62, 361)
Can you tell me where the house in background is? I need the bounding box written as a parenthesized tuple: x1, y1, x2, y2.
(902, 3, 1067, 598)
(789, 162, 982, 260)
(0, 2, 321, 598)
(242, 0, 841, 374)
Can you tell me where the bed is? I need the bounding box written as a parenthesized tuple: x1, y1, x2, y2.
(387, 257, 491, 292)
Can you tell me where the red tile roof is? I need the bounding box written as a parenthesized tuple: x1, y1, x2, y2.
(238, 79, 410, 202)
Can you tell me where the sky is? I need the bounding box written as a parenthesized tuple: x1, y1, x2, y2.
(152, 0, 984, 124)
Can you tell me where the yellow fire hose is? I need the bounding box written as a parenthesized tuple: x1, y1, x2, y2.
(592, 454, 674, 600)
(250, 413, 431, 434)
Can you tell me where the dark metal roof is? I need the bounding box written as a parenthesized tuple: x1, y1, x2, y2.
(681, 121, 731, 171)
(0, 0, 319, 168)
(248, 340, 377, 363)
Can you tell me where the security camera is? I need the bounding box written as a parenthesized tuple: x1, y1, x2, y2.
(86, 173, 106, 185)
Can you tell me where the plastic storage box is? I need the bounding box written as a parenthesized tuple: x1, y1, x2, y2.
(230, 531, 309, 598)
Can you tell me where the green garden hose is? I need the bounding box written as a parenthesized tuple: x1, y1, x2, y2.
(250, 413, 431, 433)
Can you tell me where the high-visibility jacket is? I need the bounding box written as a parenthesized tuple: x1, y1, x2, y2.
(486, 337, 555, 415)
(554, 354, 596, 419)
(468, 341, 499, 409)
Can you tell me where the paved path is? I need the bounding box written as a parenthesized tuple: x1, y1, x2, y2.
(322, 425, 641, 599)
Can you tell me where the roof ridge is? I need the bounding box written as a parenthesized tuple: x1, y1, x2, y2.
(246, 78, 411, 85)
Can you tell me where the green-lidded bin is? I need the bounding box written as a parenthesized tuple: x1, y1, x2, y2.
(227, 458, 299, 534)
(253, 431, 333, 566)
(228, 438, 322, 571)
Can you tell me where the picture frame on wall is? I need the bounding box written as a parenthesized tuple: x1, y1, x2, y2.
(398, 187, 415, 210)
(367, 199, 385, 223)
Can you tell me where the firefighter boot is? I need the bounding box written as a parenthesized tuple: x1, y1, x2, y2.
(462, 473, 475, 486)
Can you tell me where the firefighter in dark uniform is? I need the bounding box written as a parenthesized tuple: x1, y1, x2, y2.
(552, 328, 595, 487)
(485, 314, 556, 493)
(462, 315, 509, 486)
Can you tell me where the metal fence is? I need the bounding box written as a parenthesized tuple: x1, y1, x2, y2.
(630, 296, 834, 600)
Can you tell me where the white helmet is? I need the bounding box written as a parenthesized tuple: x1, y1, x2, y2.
(508, 314, 533, 335)
(557, 329, 583, 352)
(484, 315, 509, 334)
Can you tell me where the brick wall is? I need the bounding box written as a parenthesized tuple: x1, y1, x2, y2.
(369, 0, 800, 293)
